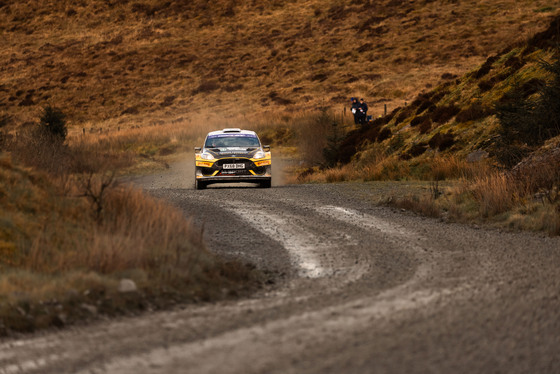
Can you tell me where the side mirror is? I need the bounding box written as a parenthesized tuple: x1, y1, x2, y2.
(194, 147, 201, 153)
(263, 145, 271, 152)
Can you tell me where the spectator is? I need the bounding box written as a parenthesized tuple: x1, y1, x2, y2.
(350, 97, 360, 125)
(359, 98, 368, 125)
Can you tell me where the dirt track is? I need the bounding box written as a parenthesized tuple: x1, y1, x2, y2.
(2, 159, 560, 373)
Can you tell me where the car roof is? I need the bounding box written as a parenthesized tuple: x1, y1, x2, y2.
(206, 128, 257, 136)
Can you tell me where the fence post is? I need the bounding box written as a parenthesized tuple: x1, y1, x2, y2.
(384, 104, 387, 116)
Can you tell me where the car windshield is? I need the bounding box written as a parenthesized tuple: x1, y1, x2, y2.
(205, 134, 260, 148)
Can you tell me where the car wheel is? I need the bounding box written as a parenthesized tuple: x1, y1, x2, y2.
(259, 180, 271, 188)
(195, 180, 206, 190)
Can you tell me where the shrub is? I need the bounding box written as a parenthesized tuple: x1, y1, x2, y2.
(395, 106, 414, 124)
(494, 54, 560, 167)
(406, 143, 428, 158)
(410, 114, 430, 127)
(477, 79, 495, 92)
(429, 132, 455, 150)
(491, 138, 531, 168)
(323, 122, 345, 167)
(39, 106, 67, 141)
(418, 118, 432, 134)
(456, 102, 491, 123)
(510, 145, 560, 200)
(473, 55, 498, 79)
(414, 99, 434, 115)
(377, 126, 392, 142)
(496, 54, 560, 147)
(432, 104, 460, 124)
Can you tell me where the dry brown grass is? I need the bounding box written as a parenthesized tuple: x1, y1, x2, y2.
(421, 152, 560, 234)
(386, 165, 559, 236)
(298, 152, 489, 184)
(430, 155, 492, 181)
(469, 172, 522, 217)
(0, 150, 257, 335)
(22, 184, 205, 278)
(389, 194, 442, 218)
(7, 129, 134, 176)
(303, 144, 559, 236)
(0, 0, 556, 134)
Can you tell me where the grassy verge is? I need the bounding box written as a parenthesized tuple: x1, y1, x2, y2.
(388, 178, 560, 236)
(0, 151, 260, 336)
(292, 141, 560, 236)
(384, 145, 560, 235)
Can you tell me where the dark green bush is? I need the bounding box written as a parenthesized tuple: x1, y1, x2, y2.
(39, 106, 67, 141)
(323, 121, 344, 167)
(495, 52, 560, 166)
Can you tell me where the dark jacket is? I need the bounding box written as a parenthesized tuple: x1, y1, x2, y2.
(359, 101, 368, 114)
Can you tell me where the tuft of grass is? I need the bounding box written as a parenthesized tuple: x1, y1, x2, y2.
(388, 194, 442, 218)
(430, 155, 490, 181)
(469, 172, 520, 217)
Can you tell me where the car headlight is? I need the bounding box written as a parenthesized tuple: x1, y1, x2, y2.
(200, 152, 215, 160)
(253, 150, 266, 159)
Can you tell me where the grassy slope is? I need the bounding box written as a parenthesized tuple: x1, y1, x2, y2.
(314, 17, 560, 234)
(337, 16, 560, 169)
(0, 0, 557, 132)
(0, 154, 257, 335)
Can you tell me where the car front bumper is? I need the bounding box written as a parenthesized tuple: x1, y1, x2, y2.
(195, 164, 271, 185)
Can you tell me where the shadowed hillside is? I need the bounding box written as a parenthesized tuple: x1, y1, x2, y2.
(0, 0, 558, 131)
(329, 15, 560, 168)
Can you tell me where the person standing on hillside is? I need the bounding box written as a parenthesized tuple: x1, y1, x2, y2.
(351, 97, 360, 125)
(359, 98, 368, 125)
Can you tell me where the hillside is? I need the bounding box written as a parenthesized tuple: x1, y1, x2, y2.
(332, 15, 560, 168)
(0, 152, 258, 333)
(0, 0, 558, 132)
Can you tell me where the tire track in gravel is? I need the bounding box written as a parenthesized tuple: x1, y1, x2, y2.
(71, 199, 463, 374)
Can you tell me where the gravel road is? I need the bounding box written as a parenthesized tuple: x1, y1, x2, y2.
(1, 159, 560, 373)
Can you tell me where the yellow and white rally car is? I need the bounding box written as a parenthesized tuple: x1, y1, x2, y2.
(194, 128, 272, 189)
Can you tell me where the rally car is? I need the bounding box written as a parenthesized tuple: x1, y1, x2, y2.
(194, 128, 272, 189)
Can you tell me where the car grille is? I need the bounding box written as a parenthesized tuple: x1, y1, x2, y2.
(215, 158, 253, 168)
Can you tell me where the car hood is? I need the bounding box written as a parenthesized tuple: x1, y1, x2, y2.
(204, 147, 259, 158)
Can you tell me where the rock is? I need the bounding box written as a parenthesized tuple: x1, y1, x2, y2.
(53, 313, 67, 327)
(466, 149, 489, 162)
(80, 303, 98, 315)
(118, 279, 137, 293)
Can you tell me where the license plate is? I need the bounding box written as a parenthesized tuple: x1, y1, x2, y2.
(223, 163, 245, 170)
